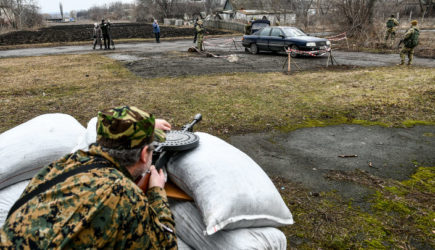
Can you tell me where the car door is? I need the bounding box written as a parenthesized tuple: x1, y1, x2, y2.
(256, 28, 271, 50)
(268, 28, 285, 51)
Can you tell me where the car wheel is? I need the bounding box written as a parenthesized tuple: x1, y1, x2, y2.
(250, 43, 258, 54)
(290, 45, 299, 58)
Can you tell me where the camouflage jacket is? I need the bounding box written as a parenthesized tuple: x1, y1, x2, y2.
(196, 25, 204, 35)
(386, 17, 399, 29)
(0, 144, 177, 249)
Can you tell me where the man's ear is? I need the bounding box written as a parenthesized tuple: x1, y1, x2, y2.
(140, 146, 149, 163)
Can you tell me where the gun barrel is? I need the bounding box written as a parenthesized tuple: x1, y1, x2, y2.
(182, 113, 202, 132)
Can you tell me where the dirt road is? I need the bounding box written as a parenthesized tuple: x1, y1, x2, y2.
(1, 37, 434, 79)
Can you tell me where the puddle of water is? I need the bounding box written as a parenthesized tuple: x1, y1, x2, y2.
(106, 54, 143, 62)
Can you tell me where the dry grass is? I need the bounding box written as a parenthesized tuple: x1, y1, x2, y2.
(0, 54, 434, 135)
(0, 54, 434, 249)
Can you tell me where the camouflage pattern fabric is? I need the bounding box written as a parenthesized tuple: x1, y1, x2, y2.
(97, 106, 165, 150)
(400, 47, 415, 65)
(196, 25, 204, 51)
(399, 25, 418, 65)
(403, 26, 419, 48)
(385, 18, 399, 41)
(0, 145, 177, 249)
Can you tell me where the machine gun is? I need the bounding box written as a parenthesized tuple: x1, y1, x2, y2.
(136, 114, 202, 199)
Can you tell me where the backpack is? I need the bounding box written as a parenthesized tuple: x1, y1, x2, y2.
(404, 28, 419, 48)
(386, 19, 395, 28)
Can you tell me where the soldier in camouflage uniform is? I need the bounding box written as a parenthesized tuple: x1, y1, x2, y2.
(0, 106, 176, 249)
(245, 20, 252, 35)
(385, 14, 399, 42)
(196, 19, 205, 51)
(399, 20, 420, 66)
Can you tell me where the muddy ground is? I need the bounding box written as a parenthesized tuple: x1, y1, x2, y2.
(106, 37, 435, 78)
(230, 125, 435, 204)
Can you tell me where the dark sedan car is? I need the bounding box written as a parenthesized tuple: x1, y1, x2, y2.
(242, 26, 331, 57)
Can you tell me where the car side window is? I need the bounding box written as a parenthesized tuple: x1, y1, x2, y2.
(260, 28, 271, 36)
(270, 28, 283, 37)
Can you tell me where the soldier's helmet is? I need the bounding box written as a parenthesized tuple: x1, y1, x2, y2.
(411, 20, 418, 26)
(96, 106, 166, 150)
(197, 20, 203, 25)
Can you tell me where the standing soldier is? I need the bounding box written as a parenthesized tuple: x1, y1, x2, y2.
(399, 20, 419, 66)
(92, 23, 102, 50)
(196, 19, 205, 51)
(385, 14, 399, 42)
(245, 20, 252, 35)
(193, 18, 199, 43)
(101, 19, 111, 50)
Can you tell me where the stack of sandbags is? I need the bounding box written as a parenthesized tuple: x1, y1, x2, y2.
(71, 117, 97, 153)
(0, 114, 85, 227)
(167, 132, 293, 249)
(169, 200, 287, 249)
(44, 118, 293, 248)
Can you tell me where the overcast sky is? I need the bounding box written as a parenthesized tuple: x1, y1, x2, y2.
(37, 0, 135, 14)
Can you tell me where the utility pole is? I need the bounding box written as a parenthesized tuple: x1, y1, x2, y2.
(59, 2, 64, 20)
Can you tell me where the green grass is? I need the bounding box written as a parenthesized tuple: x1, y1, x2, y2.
(276, 166, 435, 249)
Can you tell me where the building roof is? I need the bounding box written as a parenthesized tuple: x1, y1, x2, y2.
(224, 0, 274, 11)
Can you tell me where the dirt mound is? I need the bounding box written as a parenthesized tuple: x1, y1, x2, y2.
(0, 23, 231, 46)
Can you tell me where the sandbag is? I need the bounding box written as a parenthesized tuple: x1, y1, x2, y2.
(177, 237, 194, 250)
(0, 114, 85, 190)
(0, 180, 29, 227)
(71, 117, 98, 152)
(167, 132, 293, 235)
(170, 200, 287, 249)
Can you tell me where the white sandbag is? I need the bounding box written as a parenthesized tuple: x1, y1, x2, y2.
(170, 200, 287, 250)
(167, 132, 293, 235)
(177, 237, 194, 250)
(0, 180, 30, 227)
(71, 117, 98, 153)
(0, 114, 85, 189)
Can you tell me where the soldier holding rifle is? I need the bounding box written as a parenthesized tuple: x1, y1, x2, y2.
(0, 106, 176, 249)
(398, 20, 420, 66)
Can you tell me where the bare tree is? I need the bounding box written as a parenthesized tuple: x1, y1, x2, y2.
(0, 0, 42, 28)
(332, 0, 377, 37)
(155, 0, 177, 18)
(293, 0, 314, 29)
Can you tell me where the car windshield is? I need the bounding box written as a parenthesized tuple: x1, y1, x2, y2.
(282, 28, 306, 37)
(252, 23, 269, 29)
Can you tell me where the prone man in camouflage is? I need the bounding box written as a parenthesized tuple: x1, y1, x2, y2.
(0, 106, 177, 249)
(196, 19, 205, 51)
(385, 14, 399, 42)
(399, 20, 420, 66)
